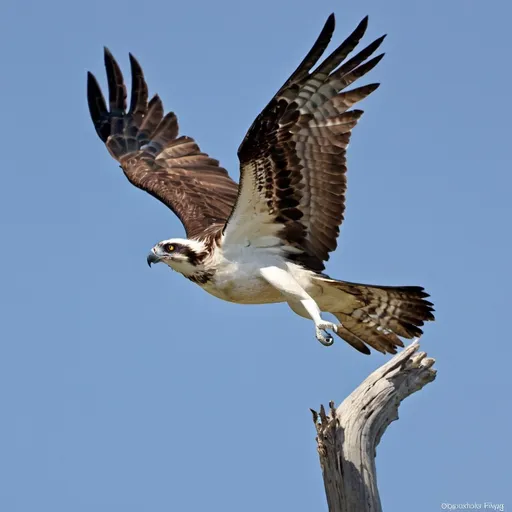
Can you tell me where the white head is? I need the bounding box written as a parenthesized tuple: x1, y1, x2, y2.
(147, 238, 208, 276)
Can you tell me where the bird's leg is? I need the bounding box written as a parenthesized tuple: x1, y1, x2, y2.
(287, 298, 338, 346)
(260, 266, 338, 346)
(297, 298, 338, 346)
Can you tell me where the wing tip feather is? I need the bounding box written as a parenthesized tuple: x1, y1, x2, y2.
(103, 46, 114, 63)
(326, 12, 336, 29)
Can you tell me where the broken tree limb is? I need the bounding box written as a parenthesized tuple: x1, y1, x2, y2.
(311, 341, 436, 512)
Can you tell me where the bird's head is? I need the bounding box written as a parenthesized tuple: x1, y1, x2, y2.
(147, 238, 208, 276)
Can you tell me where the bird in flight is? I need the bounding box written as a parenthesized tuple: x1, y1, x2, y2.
(87, 13, 434, 354)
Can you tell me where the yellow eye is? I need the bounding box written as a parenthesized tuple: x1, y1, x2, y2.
(166, 244, 175, 252)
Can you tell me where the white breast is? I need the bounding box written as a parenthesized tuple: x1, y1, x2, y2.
(199, 244, 287, 304)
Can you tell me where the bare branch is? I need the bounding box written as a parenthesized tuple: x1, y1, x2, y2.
(312, 341, 436, 512)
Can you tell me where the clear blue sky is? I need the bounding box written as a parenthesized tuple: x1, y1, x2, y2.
(0, 0, 510, 510)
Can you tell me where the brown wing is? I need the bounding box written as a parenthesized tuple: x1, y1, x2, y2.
(229, 14, 384, 271)
(87, 49, 239, 239)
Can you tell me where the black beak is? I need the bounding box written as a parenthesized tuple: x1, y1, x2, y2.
(147, 252, 161, 267)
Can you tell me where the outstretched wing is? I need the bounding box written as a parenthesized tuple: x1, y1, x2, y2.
(87, 49, 239, 239)
(224, 14, 384, 271)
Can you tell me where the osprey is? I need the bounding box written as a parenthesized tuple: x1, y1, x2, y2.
(87, 14, 434, 353)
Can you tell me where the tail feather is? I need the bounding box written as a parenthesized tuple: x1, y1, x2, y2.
(335, 311, 405, 354)
(317, 278, 435, 354)
(333, 323, 372, 355)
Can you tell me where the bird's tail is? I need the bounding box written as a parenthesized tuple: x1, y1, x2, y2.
(315, 277, 435, 354)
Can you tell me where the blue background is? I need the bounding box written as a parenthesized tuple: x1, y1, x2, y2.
(1, 0, 510, 510)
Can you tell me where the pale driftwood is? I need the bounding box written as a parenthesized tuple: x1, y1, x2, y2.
(311, 341, 436, 512)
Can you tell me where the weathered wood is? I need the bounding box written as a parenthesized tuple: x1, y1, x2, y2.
(312, 341, 436, 512)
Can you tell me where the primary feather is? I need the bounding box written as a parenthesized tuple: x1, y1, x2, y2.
(87, 50, 238, 239)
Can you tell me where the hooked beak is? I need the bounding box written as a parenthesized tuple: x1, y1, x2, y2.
(147, 251, 162, 267)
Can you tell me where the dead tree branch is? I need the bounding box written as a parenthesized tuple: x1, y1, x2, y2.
(311, 341, 436, 512)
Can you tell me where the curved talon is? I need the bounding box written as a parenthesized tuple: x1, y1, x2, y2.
(319, 333, 334, 347)
(315, 321, 337, 346)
